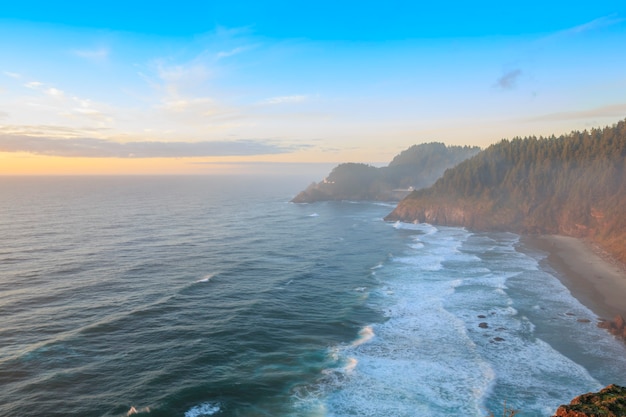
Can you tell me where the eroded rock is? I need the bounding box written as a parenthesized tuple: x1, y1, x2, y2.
(552, 384, 626, 417)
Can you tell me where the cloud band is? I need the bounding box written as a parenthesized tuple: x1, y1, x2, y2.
(0, 135, 300, 158)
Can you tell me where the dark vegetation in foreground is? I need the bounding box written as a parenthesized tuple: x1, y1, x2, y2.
(291, 142, 480, 202)
(493, 385, 626, 417)
(386, 119, 626, 263)
(551, 384, 626, 417)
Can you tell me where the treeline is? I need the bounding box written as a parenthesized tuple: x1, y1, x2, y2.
(388, 119, 626, 262)
(291, 143, 480, 203)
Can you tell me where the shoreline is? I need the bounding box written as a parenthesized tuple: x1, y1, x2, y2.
(522, 234, 626, 321)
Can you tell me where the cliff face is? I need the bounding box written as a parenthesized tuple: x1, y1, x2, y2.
(291, 143, 480, 203)
(386, 196, 521, 231)
(552, 384, 626, 417)
(386, 195, 608, 236)
(385, 120, 626, 263)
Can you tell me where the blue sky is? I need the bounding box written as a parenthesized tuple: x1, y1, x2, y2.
(1, 1, 626, 174)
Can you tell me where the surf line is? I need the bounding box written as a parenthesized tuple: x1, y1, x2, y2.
(351, 326, 375, 347)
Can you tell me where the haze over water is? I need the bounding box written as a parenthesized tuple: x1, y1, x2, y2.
(1, 176, 625, 417)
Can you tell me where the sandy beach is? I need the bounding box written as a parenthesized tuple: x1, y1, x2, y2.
(523, 235, 626, 320)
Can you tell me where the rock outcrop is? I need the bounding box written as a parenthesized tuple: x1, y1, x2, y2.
(385, 120, 626, 264)
(384, 195, 521, 232)
(598, 315, 626, 341)
(291, 143, 480, 203)
(552, 384, 626, 417)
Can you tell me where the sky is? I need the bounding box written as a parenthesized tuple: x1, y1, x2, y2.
(1, 1, 626, 176)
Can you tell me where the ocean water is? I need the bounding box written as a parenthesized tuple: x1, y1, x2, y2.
(1, 176, 625, 417)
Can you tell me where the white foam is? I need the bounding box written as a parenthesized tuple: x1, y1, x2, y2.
(184, 402, 220, 417)
(126, 406, 150, 415)
(343, 357, 358, 373)
(307, 229, 496, 414)
(408, 241, 424, 249)
(296, 227, 626, 416)
(392, 221, 438, 235)
(371, 202, 397, 208)
(196, 273, 214, 283)
(351, 326, 375, 347)
(320, 305, 495, 415)
(308, 213, 319, 217)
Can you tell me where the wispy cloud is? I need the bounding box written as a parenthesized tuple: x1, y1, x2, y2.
(143, 56, 248, 126)
(156, 63, 211, 85)
(0, 111, 8, 119)
(150, 60, 213, 102)
(3, 71, 21, 79)
(560, 14, 625, 36)
(62, 106, 113, 123)
(24, 81, 67, 98)
(139, 36, 266, 129)
(24, 81, 44, 89)
(0, 124, 110, 139)
(45, 87, 65, 98)
(262, 95, 308, 105)
(155, 96, 244, 127)
(0, 134, 301, 158)
(72, 47, 110, 63)
(216, 46, 248, 59)
(13, 77, 113, 124)
(159, 97, 215, 113)
(495, 69, 522, 90)
(525, 103, 626, 122)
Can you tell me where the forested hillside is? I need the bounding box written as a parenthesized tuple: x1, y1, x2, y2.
(291, 143, 480, 202)
(386, 120, 626, 262)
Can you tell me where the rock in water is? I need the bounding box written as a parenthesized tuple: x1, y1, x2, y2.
(552, 384, 626, 417)
(598, 315, 626, 341)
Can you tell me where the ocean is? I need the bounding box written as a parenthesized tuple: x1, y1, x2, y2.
(1, 176, 625, 417)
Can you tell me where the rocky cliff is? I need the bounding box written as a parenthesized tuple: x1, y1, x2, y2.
(385, 195, 521, 231)
(385, 120, 626, 263)
(291, 143, 480, 203)
(552, 384, 626, 417)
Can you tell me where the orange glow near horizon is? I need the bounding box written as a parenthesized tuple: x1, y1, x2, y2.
(0, 152, 344, 176)
(0, 153, 243, 176)
(0, 140, 399, 176)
